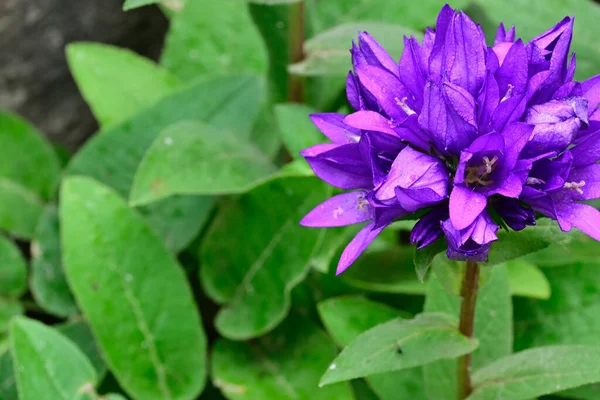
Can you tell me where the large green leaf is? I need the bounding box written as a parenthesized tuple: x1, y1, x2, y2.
(57, 321, 107, 379)
(468, 345, 600, 400)
(66, 43, 181, 127)
(201, 176, 328, 340)
(290, 22, 420, 77)
(130, 121, 277, 206)
(0, 350, 17, 400)
(320, 312, 478, 386)
(0, 110, 60, 200)
(318, 296, 426, 400)
(274, 104, 324, 159)
(30, 206, 78, 317)
(0, 236, 27, 298)
(60, 177, 206, 400)
(0, 301, 23, 335)
(471, 0, 600, 80)
(523, 230, 600, 266)
(212, 314, 353, 400)
(0, 179, 44, 239)
(10, 317, 97, 400)
(423, 265, 512, 399)
(505, 260, 550, 300)
(514, 263, 600, 350)
(123, 0, 158, 10)
(161, 0, 266, 82)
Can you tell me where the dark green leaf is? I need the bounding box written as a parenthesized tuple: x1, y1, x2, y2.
(414, 238, 445, 283)
(0, 180, 44, 239)
(161, 0, 266, 82)
(10, 317, 97, 400)
(320, 312, 478, 385)
(0, 236, 27, 298)
(130, 121, 278, 205)
(61, 177, 206, 400)
(201, 176, 328, 340)
(57, 321, 107, 379)
(30, 206, 78, 317)
(0, 301, 23, 335)
(468, 345, 600, 400)
(66, 43, 181, 127)
(0, 350, 17, 400)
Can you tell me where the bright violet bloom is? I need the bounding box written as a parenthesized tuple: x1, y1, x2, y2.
(300, 4, 600, 274)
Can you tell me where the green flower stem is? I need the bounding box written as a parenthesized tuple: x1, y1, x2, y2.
(457, 259, 480, 399)
(287, 1, 305, 103)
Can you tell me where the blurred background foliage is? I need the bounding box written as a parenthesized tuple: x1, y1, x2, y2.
(1, 0, 600, 399)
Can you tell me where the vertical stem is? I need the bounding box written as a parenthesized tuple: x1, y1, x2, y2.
(287, 1, 305, 103)
(457, 259, 480, 399)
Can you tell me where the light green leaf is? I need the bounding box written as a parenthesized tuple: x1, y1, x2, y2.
(310, 226, 355, 274)
(290, 22, 420, 76)
(0, 110, 60, 200)
(66, 43, 181, 127)
(0, 179, 44, 239)
(60, 177, 206, 400)
(10, 317, 97, 400)
(123, 0, 157, 10)
(249, 107, 282, 159)
(505, 260, 551, 300)
(487, 219, 570, 266)
(318, 296, 426, 400)
(320, 312, 479, 386)
(0, 350, 17, 400)
(212, 314, 353, 400)
(274, 104, 324, 159)
(523, 229, 600, 266)
(342, 246, 427, 295)
(471, 0, 600, 80)
(30, 206, 78, 317)
(0, 301, 23, 335)
(57, 321, 106, 379)
(468, 345, 600, 400)
(130, 121, 278, 206)
(514, 263, 600, 350)
(0, 236, 27, 298)
(161, 0, 266, 82)
(201, 176, 328, 340)
(424, 265, 512, 399)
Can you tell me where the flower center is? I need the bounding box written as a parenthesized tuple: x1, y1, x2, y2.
(395, 96, 416, 116)
(465, 156, 498, 186)
(563, 180, 586, 195)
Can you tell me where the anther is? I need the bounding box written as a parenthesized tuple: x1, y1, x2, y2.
(527, 177, 545, 185)
(501, 84, 514, 102)
(395, 97, 416, 116)
(564, 180, 586, 195)
(482, 156, 498, 175)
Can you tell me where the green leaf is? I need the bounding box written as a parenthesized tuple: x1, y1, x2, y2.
(424, 265, 512, 399)
(471, 0, 600, 80)
(211, 314, 353, 400)
(123, 0, 157, 10)
(523, 229, 600, 266)
(310, 226, 355, 274)
(514, 263, 600, 351)
(130, 121, 278, 206)
(66, 43, 181, 127)
(414, 238, 446, 283)
(0, 110, 60, 200)
(249, 107, 282, 159)
(10, 317, 97, 400)
(161, 0, 266, 82)
(0, 301, 23, 335)
(0, 236, 27, 298)
(0, 350, 17, 400)
(60, 177, 206, 400)
(201, 176, 328, 340)
(0, 179, 44, 239)
(138, 195, 214, 253)
(486, 219, 570, 266)
(274, 104, 324, 159)
(319, 312, 479, 386)
(57, 321, 107, 379)
(342, 246, 427, 295)
(290, 22, 420, 76)
(318, 296, 426, 400)
(505, 260, 551, 300)
(30, 206, 78, 317)
(468, 345, 600, 400)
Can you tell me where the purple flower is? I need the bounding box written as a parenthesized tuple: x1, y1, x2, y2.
(300, 4, 600, 274)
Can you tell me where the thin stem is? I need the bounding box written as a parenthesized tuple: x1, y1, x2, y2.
(457, 259, 480, 399)
(287, 1, 304, 103)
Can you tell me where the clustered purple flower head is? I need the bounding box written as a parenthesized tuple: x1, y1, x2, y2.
(300, 4, 600, 275)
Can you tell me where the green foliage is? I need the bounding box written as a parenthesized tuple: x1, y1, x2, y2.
(0, 236, 27, 299)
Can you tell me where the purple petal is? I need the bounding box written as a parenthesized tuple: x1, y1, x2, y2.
(570, 133, 600, 167)
(355, 64, 413, 121)
(494, 23, 516, 45)
(477, 63, 500, 132)
(303, 143, 372, 190)
(449, 185, 487, 230)
(358, 31, 399, 76)
(442, 211, 498, 262)
(501, 122, 534, 168)
(493, 197, 535, 231)
(344, 110, 397, 136)
(573, 74, 600, 112)
(395, 187, 446, 213)
(300, 191, 372, 227)
(429, 4, 456, 77)
(410, 206, 448, 249)
(552, 196, 600, 241)
(310, 113, 361, 144)
(491, 94, 527, 134)
(336, 222, 386, 275)
(496, 40, 528, 97)
(346, 72, 362, 111)
(399, 36, 427, 108)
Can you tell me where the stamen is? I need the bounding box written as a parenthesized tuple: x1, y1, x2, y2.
(482, 156, 498, 174)
(356, 196, 370, 211)
(501, 84, 514, 102)
(395, 97, 416, 116)
(527, 177, 545, 185)
(564, 180, 586, 195)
